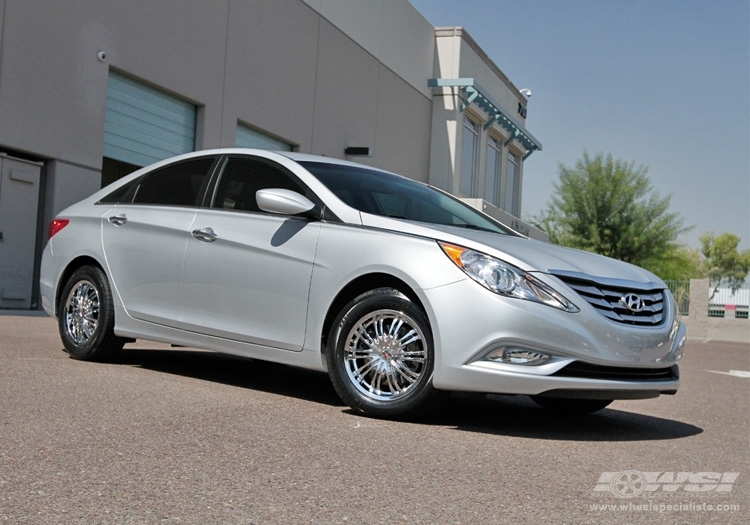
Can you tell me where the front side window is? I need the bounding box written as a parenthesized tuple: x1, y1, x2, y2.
(460, 117, 480, 197)
(212, 157, 307, 213)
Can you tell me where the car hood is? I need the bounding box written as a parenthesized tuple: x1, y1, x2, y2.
(361, 214, 663, 286)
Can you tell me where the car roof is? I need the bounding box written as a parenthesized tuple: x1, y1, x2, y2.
(191, 148, 385, 171)
(166, 148, 379, 171)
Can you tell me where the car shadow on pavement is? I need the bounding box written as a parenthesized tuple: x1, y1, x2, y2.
(114, 347, 344, 408)
(420, 393, 704, 442)
(113, 347, 703, 441)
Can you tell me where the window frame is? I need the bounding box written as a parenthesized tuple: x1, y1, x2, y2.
(207, 155, 326, 217)
(460, 115, 481, 198)
(484, 134, 503, 207)
(97, 156, 219, 207)
(504, 150, 521, 216)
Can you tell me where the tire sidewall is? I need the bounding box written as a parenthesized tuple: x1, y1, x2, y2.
(58, 266, 119, 361)
(327, 288, 437, 419)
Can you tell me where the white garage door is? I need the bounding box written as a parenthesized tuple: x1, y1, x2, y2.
(104, 72, 196, 167)
(236, 124, 292, 151)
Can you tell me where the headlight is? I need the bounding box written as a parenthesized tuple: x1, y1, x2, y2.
(439, 242, 579, 312)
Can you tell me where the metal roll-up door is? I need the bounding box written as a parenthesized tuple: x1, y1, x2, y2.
(236, 124, 292, 151)
(104, 72, 197, 167)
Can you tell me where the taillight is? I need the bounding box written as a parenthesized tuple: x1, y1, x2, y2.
(48, 219, 69, 239)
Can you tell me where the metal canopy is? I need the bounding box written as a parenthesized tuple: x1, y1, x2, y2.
(428, 78, 542, 159)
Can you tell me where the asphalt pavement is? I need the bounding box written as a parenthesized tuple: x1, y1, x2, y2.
(1, 314, 748, 524)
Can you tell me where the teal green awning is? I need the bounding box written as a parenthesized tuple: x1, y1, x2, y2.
(429, 78, 542, 159)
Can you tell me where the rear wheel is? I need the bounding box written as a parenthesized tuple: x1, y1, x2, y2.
(326, 288, 440, 420)
(531, 396, 613, 414)
(58, 265, 124, 361)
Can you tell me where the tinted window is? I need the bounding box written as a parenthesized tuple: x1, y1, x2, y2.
(99, 177, 140, 204)
(131, 157, 215, 206)
(301, 161, 513, 235)
(212, 157, 307, 213)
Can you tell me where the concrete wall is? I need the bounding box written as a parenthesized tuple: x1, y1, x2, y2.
(0, 0, 542, 310)
(428, 27, 531, 216)
(0, 0, 435, 215)
(684, 279, 750, 344)
(302, 0, 436, 98)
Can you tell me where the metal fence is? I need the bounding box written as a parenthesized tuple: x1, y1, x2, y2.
(665, 280, 690, 316)
(708, 284, 750, 319)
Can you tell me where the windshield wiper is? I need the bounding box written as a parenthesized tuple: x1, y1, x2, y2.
(450, 223, 498, 233)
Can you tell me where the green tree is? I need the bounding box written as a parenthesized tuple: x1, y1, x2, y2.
(642, 245, 702, 281)
(533, 152, 691, 275)
(700, 232, 750, 298)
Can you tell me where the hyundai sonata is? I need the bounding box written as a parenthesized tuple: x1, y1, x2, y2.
(40, 149, 686, 419)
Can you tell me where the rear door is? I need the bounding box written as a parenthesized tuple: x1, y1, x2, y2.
(101, 156, 216, 326)
(181, 155, 320, 350)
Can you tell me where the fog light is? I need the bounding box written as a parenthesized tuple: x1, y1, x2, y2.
(487, 348, 550, 365)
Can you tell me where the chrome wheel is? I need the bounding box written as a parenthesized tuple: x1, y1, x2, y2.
(343, 309, 428, 401)
(327, 288, 440, 419)
(58, 266, 124, 361)
(63, 279, 100, 346)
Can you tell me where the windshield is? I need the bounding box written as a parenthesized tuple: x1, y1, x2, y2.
(301, 161, 513, 235)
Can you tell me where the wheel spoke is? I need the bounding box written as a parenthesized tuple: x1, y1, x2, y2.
(354, 324, 378, 350)
(355, 358, 378, 378)
(343, 308, 428, 402)
(63, 279, 100, 346)
(387, 317, 404, 337)
(391, 360, 420, 383)
(396, 329, 420, 347)
(384, 369, 402, 393)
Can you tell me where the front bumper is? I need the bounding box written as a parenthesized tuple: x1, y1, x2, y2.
(423, 277, 686, 398)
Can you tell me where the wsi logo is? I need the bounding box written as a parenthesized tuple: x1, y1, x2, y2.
(594, 471, 740, 498)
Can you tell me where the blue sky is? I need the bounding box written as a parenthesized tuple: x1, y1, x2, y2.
(409, 0, 750, 249)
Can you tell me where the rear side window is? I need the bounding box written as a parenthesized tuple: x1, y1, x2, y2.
(131, 157, 216, 206)
(99, 178, 140, 204)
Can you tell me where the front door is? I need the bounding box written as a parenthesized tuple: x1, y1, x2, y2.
(181, 156, 320, 350)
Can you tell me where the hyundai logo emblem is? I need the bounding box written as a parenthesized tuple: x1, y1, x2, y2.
(620, 293, 646, 313)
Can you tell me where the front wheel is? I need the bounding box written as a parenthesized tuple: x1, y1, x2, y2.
(326, 288, 440, 420)
(58, 265, 124, 361)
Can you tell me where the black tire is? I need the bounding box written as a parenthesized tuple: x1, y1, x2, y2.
(326, 288, 440, 420)
(530, 396, 613, 414)
(58, 265, 124, 361)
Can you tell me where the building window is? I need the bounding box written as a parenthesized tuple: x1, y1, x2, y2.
(484, 136, 502, 206)
(460, 117, 480, 197)
(504, 151, 520, 216)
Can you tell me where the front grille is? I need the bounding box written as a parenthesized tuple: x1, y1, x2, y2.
(553, 362, 678, 382)
(554, 274, 666, 326)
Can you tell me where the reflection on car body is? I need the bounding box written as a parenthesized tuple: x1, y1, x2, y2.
(40, 149, 686, 419)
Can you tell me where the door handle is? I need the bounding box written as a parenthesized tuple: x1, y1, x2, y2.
(192, 227, 218, 243)
(108, 215, 128, 226)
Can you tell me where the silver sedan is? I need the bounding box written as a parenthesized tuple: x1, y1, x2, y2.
(40, 149, 686, 419)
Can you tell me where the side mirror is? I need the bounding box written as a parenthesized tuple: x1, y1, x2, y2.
(256, 188, 320, 219)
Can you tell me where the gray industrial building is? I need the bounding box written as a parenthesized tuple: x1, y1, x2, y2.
(0, 0, 544, 310)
